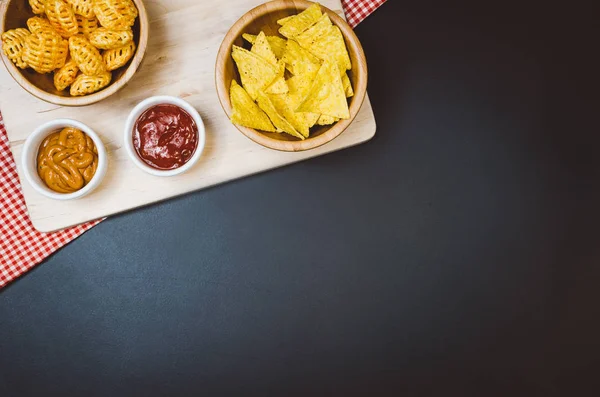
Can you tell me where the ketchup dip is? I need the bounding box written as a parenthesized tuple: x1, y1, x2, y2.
(132, 104, 199, 170)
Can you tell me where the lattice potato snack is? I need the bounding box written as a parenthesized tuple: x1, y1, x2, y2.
(1, 28, 31, 69)
(70, 71, 111, 96)
(68, 35, 105, 75)
(45, 0, 79, 38)
(93, 0, 138, 30)
(89, 27, 132, 50)
(1, 0, 140, 96)
(103, 40, 135, 71)
(23, 30, 69, 73)
(53, 57, 79, 91)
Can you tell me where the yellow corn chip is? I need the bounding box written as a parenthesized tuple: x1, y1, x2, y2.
(231, 45, 278, 100)
(265, 60, 288, 94)
(287, 76, 320, 128)
(342, 73, 353, 97)
(250, 31, 277, 65)
(267, 93, 310, 138)
(230, 80, 276, 132)
(242, 33, 286, 59)
(256, 92, 304, 140)
(277, 15, 295, 26)
(296, 58, 349, 119)
(296, 14, 351, 72)
(278, 3, 321, 38)
(281, 39, 320, 76)
(317, 115, 339, 125)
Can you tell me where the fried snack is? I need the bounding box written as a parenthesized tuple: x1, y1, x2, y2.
(230, 80, 276, 132)
(29, 0, 47, 14)
(316, 115, 339, 125)
(296, 15, 351, 73)
(256, 91, 304, 139)
(278, 3, 321, 38)
(65, 0, 94, 18)
(76, 14, 99, 37)
(242, 33, 286, 59)
(45, 0, 79, 38)
(27, 17, 56, 35)
(102, 40, 135, 71)
(53, 58, 79, 91)
(265, 60, 288, 95)
(23, 31, 68, 73)
(251, 32, 278, 65)
(296, 59, 349, 119)
(342, 73, 353, 98)
(277, 15, 295, 26)
(1, 28, 31, 69)
(68, 35, 105, 75)
(93, 0, 138, 30)
(70, 71, 111, 96)
(88, 27, 133, 50)
(37, 127, 99, 193)
(231, 45, 278, 101)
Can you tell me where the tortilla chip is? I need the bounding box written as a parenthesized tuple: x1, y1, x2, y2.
(342, 72, 353, 97)
(230, 80, 276, 132)
(296, 58, 349, 119)
(251, 31, 278, 65)
(265, 77, 288, 94)
(256, 91, 304, 139)
(278, 3, 322, 38)
(231, 45, 278, 100)
(295, 15, 352, 72)
(277, 15, 295, 26)
(242, 33, 286, 59)
(268, 93, 311, 138)
(265, 60, 288, 94)
(317, 115, 339, 125)
(287, 75, 320, 128)
(281, 39, 321, 76)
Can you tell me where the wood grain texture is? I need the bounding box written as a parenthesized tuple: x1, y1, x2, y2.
(0, 0, 376, 232)
(0, 0, 149, 106)
(215, 0, 367, 152)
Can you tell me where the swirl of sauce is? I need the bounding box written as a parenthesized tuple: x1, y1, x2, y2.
(37, 127, 98, 193)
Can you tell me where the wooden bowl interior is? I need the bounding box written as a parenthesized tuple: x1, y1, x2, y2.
(2, 0, 142, 101)
(218, 1, 367, 148)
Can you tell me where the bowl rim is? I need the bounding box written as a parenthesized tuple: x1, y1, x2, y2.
(0, 0, 149, 107)
(123, 95, 207, 177)
(215, 0, 368, 152)
(21, 118, 108, 201)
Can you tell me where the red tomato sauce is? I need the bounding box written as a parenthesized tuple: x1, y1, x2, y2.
(133, 104, 198, 170)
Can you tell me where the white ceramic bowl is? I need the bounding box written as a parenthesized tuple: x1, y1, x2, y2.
(124, 96, 206, 177)
(21, 119, 108, 201)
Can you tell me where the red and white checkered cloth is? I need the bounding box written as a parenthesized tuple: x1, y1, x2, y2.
(0, 0, 386, 289)
(343, 0, 387, 28)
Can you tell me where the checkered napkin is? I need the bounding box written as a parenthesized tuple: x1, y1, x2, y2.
(0, 0, 386, 289)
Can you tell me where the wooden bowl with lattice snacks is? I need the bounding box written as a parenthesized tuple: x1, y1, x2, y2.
(0, 0, 148, 106)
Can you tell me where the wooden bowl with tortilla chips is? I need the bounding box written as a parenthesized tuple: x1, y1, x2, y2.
(215, 0, 368, 152)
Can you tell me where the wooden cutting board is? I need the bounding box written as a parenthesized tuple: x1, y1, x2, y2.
(0, 0, 376, 232)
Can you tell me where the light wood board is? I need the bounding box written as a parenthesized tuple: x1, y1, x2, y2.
(0, 0, 376, 232)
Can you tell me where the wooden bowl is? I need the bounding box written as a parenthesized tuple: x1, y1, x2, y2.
(0, 0, 149, 107)
(215, 0, 368, 152)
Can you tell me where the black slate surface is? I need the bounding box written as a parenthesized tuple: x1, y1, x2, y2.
(1, 0, 600, 395)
